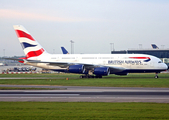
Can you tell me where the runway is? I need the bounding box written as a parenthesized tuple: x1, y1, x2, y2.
(0, 85, 169, 103)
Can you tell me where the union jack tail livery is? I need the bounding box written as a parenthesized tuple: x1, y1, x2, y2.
(13, 25, 48, 59)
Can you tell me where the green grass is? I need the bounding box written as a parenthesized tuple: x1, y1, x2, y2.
(0, 73, 169, 87)
(0, 73, 169, 78)
(0, 102, 169, 120)
(0, 73, 79, 78)
(0, 87, 66, 90)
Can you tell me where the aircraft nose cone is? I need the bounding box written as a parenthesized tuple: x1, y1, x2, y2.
(163, 63, 168, 70)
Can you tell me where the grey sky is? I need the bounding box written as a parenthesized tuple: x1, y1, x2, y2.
(0, 0, 169, 56)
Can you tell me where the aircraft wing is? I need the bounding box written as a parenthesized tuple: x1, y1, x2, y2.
(50, 62, 126, 73)
(4, 57, 42, 64)
(4, 58, 125, 73)
(28, 60, 126, 73)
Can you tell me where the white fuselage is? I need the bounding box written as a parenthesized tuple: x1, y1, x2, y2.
(26, 53, 168, 74)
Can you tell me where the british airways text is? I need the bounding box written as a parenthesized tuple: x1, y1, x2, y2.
(108, 60, 142, 65)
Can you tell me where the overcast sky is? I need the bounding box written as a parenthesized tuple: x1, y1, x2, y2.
(0, 0, 169, 56)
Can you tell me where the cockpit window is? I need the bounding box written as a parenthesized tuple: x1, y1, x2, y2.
(158, 61, 162, 63)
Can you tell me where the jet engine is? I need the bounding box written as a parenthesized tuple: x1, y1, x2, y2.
(68, 65, 85, 74)
(93, 67, 110, 76)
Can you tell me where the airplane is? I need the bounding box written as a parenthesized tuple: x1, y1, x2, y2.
(151, 44, 159, 49)
(6, 25, 168, 78)
(61, 47, 69, 54)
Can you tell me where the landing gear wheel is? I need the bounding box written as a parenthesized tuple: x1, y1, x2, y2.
(79, 75, 89, 78)
(80, 75, 83, 78)
(155, 75, 159, 79)
(95, 75, 102, 78)
(80, 74, 98, 79)
(155, 73, 159, 79)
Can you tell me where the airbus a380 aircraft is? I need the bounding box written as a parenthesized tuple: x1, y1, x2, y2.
(9, 25, 168, 78)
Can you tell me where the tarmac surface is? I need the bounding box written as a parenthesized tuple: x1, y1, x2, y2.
(0, 85, 169, 103)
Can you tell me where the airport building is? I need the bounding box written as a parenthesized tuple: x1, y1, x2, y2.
(111, 49, 169, 65)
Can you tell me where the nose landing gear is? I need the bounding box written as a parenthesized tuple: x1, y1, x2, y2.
(155, 73, 159, 78)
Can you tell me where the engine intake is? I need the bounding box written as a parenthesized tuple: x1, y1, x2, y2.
(68, 65, 85, 74)
(93, 67, 110, 76)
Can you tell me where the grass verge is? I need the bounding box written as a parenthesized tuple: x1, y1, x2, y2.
(0, 73, 169, 87)
(0, 73, 79, 78)
(0, 87, 66, 90)
(0, 102, 169, 120)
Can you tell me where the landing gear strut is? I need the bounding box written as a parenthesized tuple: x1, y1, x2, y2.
(155, 73, 159, 79)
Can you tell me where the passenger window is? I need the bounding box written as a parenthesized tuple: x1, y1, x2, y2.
(158, 61, 162, 63)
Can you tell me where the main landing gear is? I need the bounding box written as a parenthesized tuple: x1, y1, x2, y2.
(155, 73, 159, 79)
(80, 75, 102, 78)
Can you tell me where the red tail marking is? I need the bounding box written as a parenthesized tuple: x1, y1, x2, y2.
(129, 57, 150, 59)
(15, 30, 35, 41)
(18, 57, 27, 63)
(26, 48, 44, 58)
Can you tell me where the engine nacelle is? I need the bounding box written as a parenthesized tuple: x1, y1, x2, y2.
(93, 67, 110, 76)
(68, 65, 85, 74)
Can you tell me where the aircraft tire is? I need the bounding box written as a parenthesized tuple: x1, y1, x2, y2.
(155, 76, 159, 79)
(95, 75, 102, 78)
(80, 75, 83, 79)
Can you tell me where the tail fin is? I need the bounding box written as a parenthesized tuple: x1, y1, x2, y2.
(151, 44, 159, 49)
(61, 47, 69, 54)
(13, 25, 48, 59)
